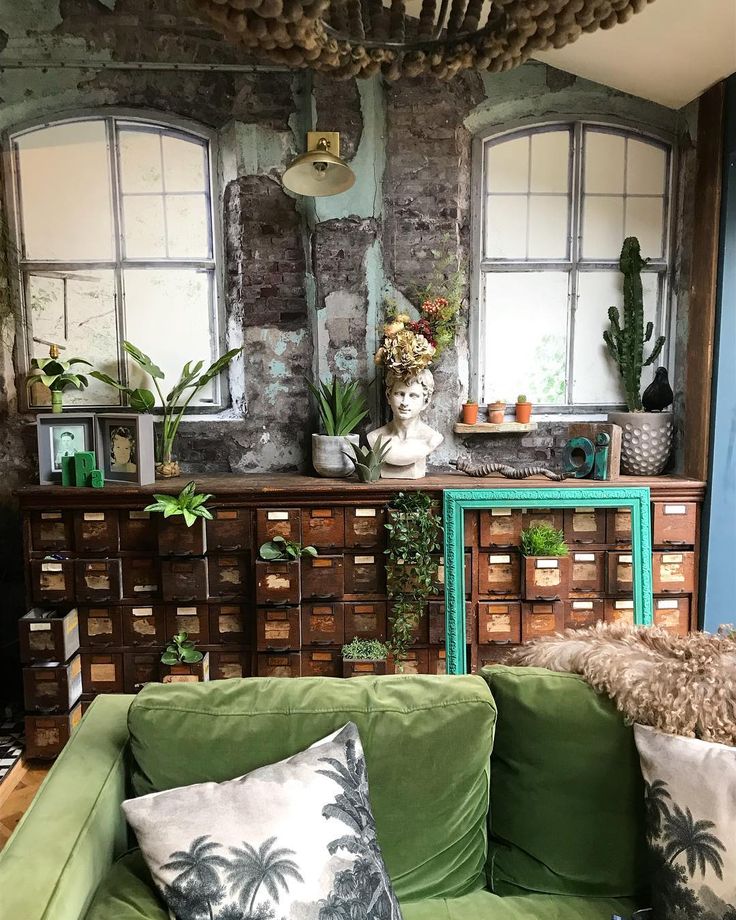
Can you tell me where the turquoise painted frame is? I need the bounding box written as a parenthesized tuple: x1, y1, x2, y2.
(443, 486, 653, 675)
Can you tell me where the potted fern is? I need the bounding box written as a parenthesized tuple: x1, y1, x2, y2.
(521, 523, 570, 600)
(307, 377, 369, 478)
(159, 632, 209, 683)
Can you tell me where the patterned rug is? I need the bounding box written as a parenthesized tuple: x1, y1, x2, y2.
(0, 712, 24, 786)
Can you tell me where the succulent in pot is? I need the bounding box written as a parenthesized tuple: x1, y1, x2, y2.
(515, 394, 532, 424)
(343, 435, 392, 482)
(487, 400, 506, 424)
(461, 401, 478, 425)
(307, 376, 369, 478)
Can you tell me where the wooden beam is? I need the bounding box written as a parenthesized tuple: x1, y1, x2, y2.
(684, 81, 726, 480)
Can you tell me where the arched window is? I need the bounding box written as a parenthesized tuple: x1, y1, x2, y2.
(473, 122, 673, 411)
(7, 114, 222, 408)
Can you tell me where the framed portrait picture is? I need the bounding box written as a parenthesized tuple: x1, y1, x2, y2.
(36, 413, 96, 485)
(96, 414, 155, 486)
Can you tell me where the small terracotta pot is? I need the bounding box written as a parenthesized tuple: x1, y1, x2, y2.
(487, 401, 506, 424)
(461, 403, 478, 424)
(515, 402, 533, 423)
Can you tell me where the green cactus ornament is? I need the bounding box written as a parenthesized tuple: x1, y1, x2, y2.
(603, 237, 665, 412)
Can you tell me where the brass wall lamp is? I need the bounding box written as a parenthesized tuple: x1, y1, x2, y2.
(282, 131, 355, 197)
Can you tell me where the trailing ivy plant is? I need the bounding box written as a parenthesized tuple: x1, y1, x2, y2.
(384, 491, 442, 668)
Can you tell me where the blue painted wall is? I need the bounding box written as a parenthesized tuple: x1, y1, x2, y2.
(702, 74, 736, 633)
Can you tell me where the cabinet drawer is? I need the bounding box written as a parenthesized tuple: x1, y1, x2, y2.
(256, 607, 301, 651)
(478, 551, 521, 597)
(74, 558, 122, 603)
(478, 644, 519, 668)
(80, 652, 124, 694)
(564, 599, 605, 630)
(23, 655, 82, 712)
(301, 648, 341, 677)
(78, 606, 123, 649)
(478, 602, 521, 644)
(255, 560, 300, 605)
(607, 551, 635, 595)
(652, 551, 695, 594)
(302, 507, 345, 549)
(427, 601, 472, 645)
(654, 596, 690, 635)
(209, 605, 250, 645)
(563, 508, 606, 544)
(570, 551, 605, 594)
(432, 554, 471, 598)
(122, 605, 166, 647)
(522, 508, 564, 531)
(479, 508, 523, 548)
(388, 648, 429, 675)
(19, 607, 80, 663)
(344, 554, 385, 595)
(207, 508, 252, 552)
(30, 511, 73, 553)
(343, 659, 387, 677)
(121, 557, 160, 600)
(428, 647, 447, 675)
(73, 511, 119, 555)
(345, 506, 386, 549)
(604, 598, 635, 626)
(302, 602, 345, 645)
(521, 601, 564, 641)
(123, 652, 161, 693)
(256, 508, 301, 545)
(165, 605, 209, 645)
(210, 649, 252, 680)
(158, 516, 206, 556)
(652, 502, 697, 546)
(119, 510, 157, 552)
(606, 507, 632, 544)
(207, 554, 249, 599)
(25, 704, 82, 759)
(344, 602, 387, 641)
(257, 652, 301, 677)
(522, 556, 571, 600)
(31, 558, 75, 604)
(161, 558, 209, 602)
(301, 555, 344, 599)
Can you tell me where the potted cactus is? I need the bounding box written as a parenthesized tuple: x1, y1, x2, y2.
(344, 435, 392, 482)
(461, 401, 478, 424)
(604, 237, 672, 475)
(515, 395, 532, 424)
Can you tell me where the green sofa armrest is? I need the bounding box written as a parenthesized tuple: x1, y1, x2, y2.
(0, 695, 134, 920)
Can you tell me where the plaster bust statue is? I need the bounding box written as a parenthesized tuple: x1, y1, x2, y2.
(367, 368, 443, 479)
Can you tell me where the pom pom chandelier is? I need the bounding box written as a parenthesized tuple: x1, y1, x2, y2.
(197, 0, 654, 80)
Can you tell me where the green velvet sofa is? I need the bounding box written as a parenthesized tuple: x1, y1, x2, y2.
(0, 666, 649, 920)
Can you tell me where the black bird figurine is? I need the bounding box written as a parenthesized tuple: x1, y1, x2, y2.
(642, 367, 673, 412)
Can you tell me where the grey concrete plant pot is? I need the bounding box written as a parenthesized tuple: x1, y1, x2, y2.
(312, 433, 360, 478)
(608, 411, 674, 475)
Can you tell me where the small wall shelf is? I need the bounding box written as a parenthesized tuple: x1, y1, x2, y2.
(454, 421, 538, 435)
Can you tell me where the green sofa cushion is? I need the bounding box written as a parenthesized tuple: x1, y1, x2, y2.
(127, 674, 496, 902)
(480, 665, 647, 899)
(85, 852, 637, 920)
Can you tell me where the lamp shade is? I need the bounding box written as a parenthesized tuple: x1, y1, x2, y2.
(282, 134, 355, 197)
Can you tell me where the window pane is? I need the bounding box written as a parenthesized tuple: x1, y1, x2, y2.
(625, 196, 665, 258)
(627, 139, 666, 195)
(486, 135, 529, 193)
(528, 196, 569, 259)
(15, 121, 114, 261)
(482, 271, 569, 405)
(26, 269, 120, 407)
(118, 129, 163, 194)
(530, 131, 570, 194)
(165, 195, 210, 259)
(485, 195, 527, 259)
(572, 270, 660, 404)
(162, 134, 207, 193)
(122, 195, 167, 259)
(584, 131, 625, 194)
(582, 196, 625, 259)
(123, 269, 217, 405)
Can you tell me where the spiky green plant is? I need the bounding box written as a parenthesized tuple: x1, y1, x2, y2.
(342, 638, 388, 661)
(144, 481, 213, 527)
(307, 376, 369, 436)
(344, 435, 392, 482)
(603, 237, 666, 412)
(161, 632, 204, 665)
(520, 523, 568, 557)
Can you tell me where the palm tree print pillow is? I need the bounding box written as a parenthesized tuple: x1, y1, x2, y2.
(122, 722, 403, 920)
(635, 724, 736, 919)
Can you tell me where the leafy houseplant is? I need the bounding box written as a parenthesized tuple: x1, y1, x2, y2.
(161, 632, 204, 666)
(91, 341, 241, 477)
(342, 637, 389, 677)
(461, 401, 478, 425)
(307, 376, 369, 479)
(515, 394, 532, 424)
(604, 237, 672, 475)
(384, 491, 442, 668)
(344, 435, 392, 482)
(259, 536, 317, 561)
(520, 523, 571, 601)
(26, 345, 92, 413)
(145, 481, 213, 528)
(160, 632, 209, 683)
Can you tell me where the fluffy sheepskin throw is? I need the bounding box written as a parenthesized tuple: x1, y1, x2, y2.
(510, 623, 736, 745)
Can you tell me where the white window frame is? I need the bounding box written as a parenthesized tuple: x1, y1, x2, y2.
(3, 108, 227, 412)
(470, 116, 678, 415)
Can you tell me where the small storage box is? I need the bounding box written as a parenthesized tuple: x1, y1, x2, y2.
(570, 551, 605, 594)
(78, 606, 122, 649)
(479, 508, 523, 548)
(345, 506, 386, 549)
(521, 601, 564, 641)
(606, 507, 632, 544)
(604, 598, 635, 626)
(208, 605, 250, 645)
(478, 601, 522, 644)
(157, 516, 206, 556)
(607, 551, 635, 595)
(29, 511, 73, 553)
(25, 704, 82, 759)
(123, 651, 161, 692)
(301, 602, 345, 646)
(652, 502, 697, 546)
(23, 655, 82, 713)
(161, 557, 209, 602)
(563, 508, 606, 544)
(343, 659, 387, 678)
(30, 558, 74, 604)
(257, 652, 301, 678)
(478, 551, 521, 597)
(652, 551, 695, 594)
(121, 557, 160, 601)
(428, 647, 447, 675)
(256, 607, 301, 650)
(255, 560, 301, 606)
(207, 508, 252, 552)
(522, 508, 564, 532)
(387, 648, 429, 675)
(19, 607, 80, 664)
(165, 605, 209, 645)
(256, 508, 301, 545)
(301, 555, 345, 599)
(344, 554, 385, 595)
(522, 556, 571, 600)
(119, 510, 157, 552)
(122, 605, 166, 647)
(301, 648, 341, 677)
(209, 650, 252, 680)
(80, 652, 124, 694)
(564, 598, 605, 630)
(207, 554, 249, 599)
(74, 558, 122, 603)
(653, 596, 691, 635)
(344, 602, 387, 641)
(302, 507, 345, 549)
(73, 511, 119, 555)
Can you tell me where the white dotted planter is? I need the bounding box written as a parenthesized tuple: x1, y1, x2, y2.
(608, 411, 674, 476)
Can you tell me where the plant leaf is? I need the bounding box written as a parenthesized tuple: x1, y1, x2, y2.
(123, 341, 165, 379)
(196, 349, 242, 387)
(182, 509, 196, 527)
(89, 370, 127, 391)
(129, 388, 155, 412)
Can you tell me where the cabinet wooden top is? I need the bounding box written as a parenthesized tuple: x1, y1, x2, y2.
(16, 472, 707, 508)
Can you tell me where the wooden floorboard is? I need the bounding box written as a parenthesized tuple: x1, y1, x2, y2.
(0, 759, 49, 851)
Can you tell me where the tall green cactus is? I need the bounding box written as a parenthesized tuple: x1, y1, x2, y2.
(603, 237, 665, 412)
